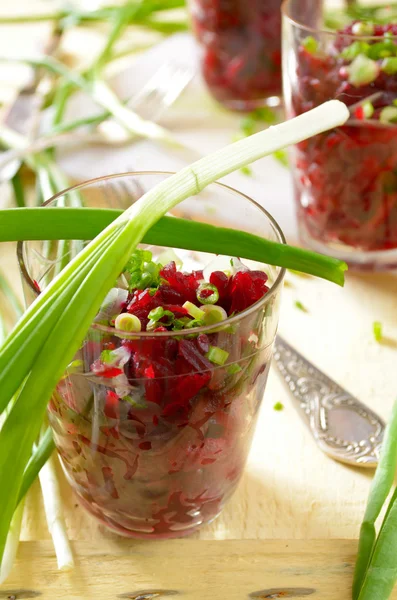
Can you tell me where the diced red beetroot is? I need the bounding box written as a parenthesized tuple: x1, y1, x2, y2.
(104, 391, 119, 419)
(229, 270, 269, 313)
(160, 262, 203, 304)
(210, 271, 232, 311)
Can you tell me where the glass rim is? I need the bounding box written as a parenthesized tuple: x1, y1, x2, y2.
(18, 170, 286, 338)
(281, 0, 397, 39)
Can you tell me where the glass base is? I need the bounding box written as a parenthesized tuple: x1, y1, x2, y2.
(77, 492, 222, 540)
(299, 224, 397, 272)
(219, 94, 282, 113)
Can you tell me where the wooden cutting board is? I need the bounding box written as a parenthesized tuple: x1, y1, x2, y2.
(1, 539, 393, 600)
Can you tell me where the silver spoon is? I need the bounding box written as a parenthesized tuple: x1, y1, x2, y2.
(273, 336, 384, 468)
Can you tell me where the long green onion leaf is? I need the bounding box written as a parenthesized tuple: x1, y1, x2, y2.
(17, 427, 55, 505)
(0, 207, 347, 285)
(0, 100, 350, 563)
(0, 55, 186, 147)
(354, 401, 397, 600)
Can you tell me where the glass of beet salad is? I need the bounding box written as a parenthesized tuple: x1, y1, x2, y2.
(283, 0, 397, 269)
(18, 173, 285, 539)
(189, 0, 283, 110)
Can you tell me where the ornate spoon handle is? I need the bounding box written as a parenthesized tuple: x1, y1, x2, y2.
(273, 336, 384, 468)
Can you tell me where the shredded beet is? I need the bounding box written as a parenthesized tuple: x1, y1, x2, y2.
(51, 256, 272, 538)
(190, 0, 282, 107)
(291, 24, 397, 252)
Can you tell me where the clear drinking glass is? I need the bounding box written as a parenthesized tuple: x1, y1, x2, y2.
(283, 0, 397, 270)
(18, 172, 285, 539)
(189, 0, 283, 110)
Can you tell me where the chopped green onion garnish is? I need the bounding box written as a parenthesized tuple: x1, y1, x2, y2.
(227, 363, 242, 375)
(206, 346, 229, 366)
(100, 349, 114, 364)
(380, 106, 397, 124)
(148, 307, 165, 322)
(183, 301, 205, 321)
(202, 304, 228, 326)
(341, 41, 371, 61)
(381, 57, 397, 75)
(362, 101, 375, 119)
(240, 116, 256, 137)
(114, 313, 141, 333)
(185, 318, 204, 329)
(295, 300, 308, 312)
(196, 283, 220, 305)
(373, 321, 383, 342)
(240, 166, 253, 177)
(367, 39, 397, 60)
(172, 317, 190, 331)
(273, 149, 289, 167)
(302, 36, 319, 55)
(348, 55, 379, 87)
(273, 402, 284, 411)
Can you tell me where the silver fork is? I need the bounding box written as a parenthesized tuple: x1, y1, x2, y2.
(125, 61, 195, 123)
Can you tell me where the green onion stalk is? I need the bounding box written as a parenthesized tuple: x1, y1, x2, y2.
(0, 101, 349, 565)
(0, 272, 69, 579)
(0, 207, 347, 285)
(354, 401, 397, 600)
(0, 54, 193, 153)
(0, 1, 187, 27)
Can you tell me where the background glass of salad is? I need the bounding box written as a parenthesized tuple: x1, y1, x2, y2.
(189, 0, 284, 110)
(283, 0, 397, 270)
(18, 172, 285, 539)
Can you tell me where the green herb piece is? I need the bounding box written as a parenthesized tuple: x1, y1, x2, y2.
(348, 55, 379, 87)
(252, 107, 277, 124)
(367, 39, 397, 60)
(380, 106, 397, 124)
(302, 36, 319, 55)
(295, 300, 308, 312)
(172, 317, 190, 331)
(381, 57, 397, 75)
(183, 301, 205, 321)
(240, 116, 256, 137)
(185, 318, 204, 330)
(240, 165, 253, 177)
(197, 283, 219, 305)
(341, 41, 371, 61)
(147, 308, 174, 330)
(206, 345, 229, 366)
(273, 149, 289, 167)
(125, 249, 162, 291)
(227, 363, 242, 375)
(353, 401, 397, 600)
(373, 321, 383, 342)
(0, 207, 348, 286)
(273, 402, 284, 411)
